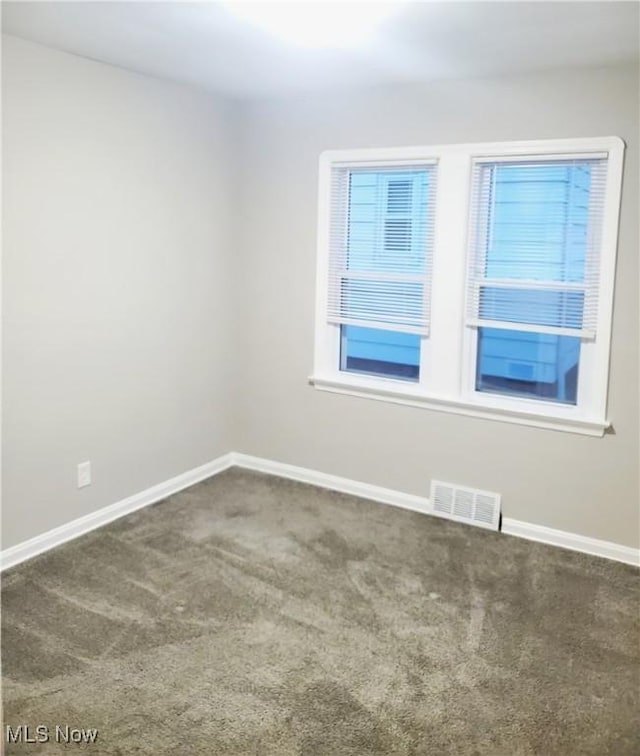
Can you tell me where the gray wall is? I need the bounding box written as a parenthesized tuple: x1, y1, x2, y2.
(234, 65, 639, 548)
(2, 36, 238, 548)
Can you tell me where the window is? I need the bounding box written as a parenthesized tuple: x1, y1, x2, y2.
(313, 138, 625, 435)
(467, 158, 606, 406)
(327, 165, 436, 381)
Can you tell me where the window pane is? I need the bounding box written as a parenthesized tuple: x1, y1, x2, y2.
(476, 327, 580, 404)
(337, 167, 431, 377)
(341, 325, 420, 381)
(347, 169, 430, 274)
(472, 161, 592, 404)
(485, 162, 591, 284)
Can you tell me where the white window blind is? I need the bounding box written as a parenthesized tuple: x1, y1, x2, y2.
(327, 164, 437, 335)
(466, 156, 608, 338)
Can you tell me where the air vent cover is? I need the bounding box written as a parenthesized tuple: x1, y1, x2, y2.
(429, 480, 501, 531)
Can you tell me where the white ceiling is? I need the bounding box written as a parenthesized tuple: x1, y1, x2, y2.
(3, 1, 639, 100)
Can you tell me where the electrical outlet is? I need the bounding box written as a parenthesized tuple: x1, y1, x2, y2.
(77, 461, 91, 489)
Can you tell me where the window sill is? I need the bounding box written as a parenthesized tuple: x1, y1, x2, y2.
(309, 374, 610, 437)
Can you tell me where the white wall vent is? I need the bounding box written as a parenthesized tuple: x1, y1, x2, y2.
(429, 480, 501, 531)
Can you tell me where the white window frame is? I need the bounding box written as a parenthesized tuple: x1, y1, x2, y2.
(312, 137, 625, 437)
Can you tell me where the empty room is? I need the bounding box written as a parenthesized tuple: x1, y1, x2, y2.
(1, 1, 639, 753)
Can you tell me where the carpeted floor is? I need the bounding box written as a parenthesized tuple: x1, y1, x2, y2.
(2, 468, 639, 755)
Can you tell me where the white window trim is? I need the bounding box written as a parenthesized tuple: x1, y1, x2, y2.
(312, 137, 625, 437)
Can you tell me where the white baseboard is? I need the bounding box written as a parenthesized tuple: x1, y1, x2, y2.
(231, 453, 433, 516)
(2, 450, 638, 570)
(233, 453, 639, 567)
(0, 453, 234, 572)
(501, 517, 639, 567)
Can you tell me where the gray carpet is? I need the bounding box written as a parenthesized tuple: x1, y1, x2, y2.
(2, 468, 639, 755)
